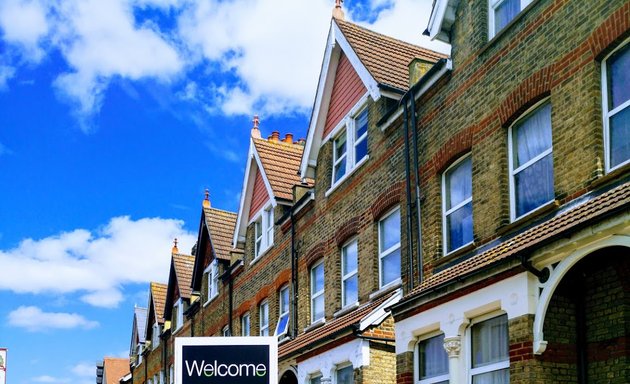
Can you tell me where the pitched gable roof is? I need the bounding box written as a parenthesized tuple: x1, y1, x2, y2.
(132, 306, 147, 344)
(233, 132, 311, 246)
(149, 282, 167, 325)
(102, 357, 129, 384)
(173, 253, 195, 299)
(335, 19, 446, 91)
(204, 206, 238, 261)
(299, 18, 445, 179)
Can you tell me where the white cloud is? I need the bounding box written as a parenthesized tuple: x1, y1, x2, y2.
(0, 65, 16, 89)
(8, 306, 99, 332)
(52, 0, 183, 129)
(0, 0, 49, 61)
(71, 363, 94, 377)
(0, 216, 195, 307)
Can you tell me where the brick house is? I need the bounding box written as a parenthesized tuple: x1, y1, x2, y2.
(389, 0, 630, 383)
(132, 281, 167, 384)
(128, 306, 146, 370)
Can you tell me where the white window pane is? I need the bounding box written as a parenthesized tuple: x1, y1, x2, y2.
(472, 315, 509, 368)
(473, 368, 509, 384)
(513, 103, 552, 167)
(608, 43, 630, 110)
(445, 157, 472, 209)
(336, 366, 353, 384)
(312, 263, 324, 292)
(355, 109, 368, 138)
(514, 153, 554, 217)
(494, 0, 519, 33)
(418, 334, 449, 380)
(342, 242, 358, 273)
(343, 274, 358, 305)
(610, 102, 630, 167)
(276, 313, 289, 335)
(446, 201, 473, 251)
(313, 295, 324, 320)
(380, 209, 401, 251)
(334, 157, 347, 182)
(355, 137, 368, 163)
(280, 287, 290, 314)
(381, 247, 401, 286)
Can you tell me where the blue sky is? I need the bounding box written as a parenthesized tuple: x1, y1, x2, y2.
(0, 1, 448, 383)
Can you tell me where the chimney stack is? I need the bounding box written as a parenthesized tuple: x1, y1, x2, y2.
(332, 0, 344, 20)
(251, 115, 261, 139)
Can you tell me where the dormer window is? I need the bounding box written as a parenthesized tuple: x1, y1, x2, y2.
(254, 206, 274, 259)
(331, 106, 369, 189)
(489, 0, 533, 39)
(204, 259, 219, 304)
(151, 323, 160, 349)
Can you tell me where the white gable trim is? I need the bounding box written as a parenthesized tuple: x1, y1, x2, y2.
(232, 139, 277, 247)
(358, 288, 402, 331)
(427, 0, 460, 43)
(299, 20, 381, 180)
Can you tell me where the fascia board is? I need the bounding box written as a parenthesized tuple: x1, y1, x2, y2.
(232, 140, 256, 247)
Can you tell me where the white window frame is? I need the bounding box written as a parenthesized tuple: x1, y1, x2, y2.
(334, 363, 354, 384)
(508, 99, 554, 221)
(327, 99, 370, 194)
(241, 312, 250, 336)
(442, 154, 474, 255)
(414, 332, 450, 384)
(309, 373, 323, 384)
(341, 239, 359, 308)
(601, 38, 630, 172)
(259, 300, 269, 336)
(173, 298, 184, 332)
(467, 313, 510, 384)
(310, 260, 325, 323)
(275, 285, 290, 337)
(222, 325, 230, 336)
(136, 344, 143, 365)
(151, 322, 160, 350)
(488, 0, 533, 39)
(204, 259, 219, 305)
(253, 205, 274, 259)
(378, 206, 402, 288)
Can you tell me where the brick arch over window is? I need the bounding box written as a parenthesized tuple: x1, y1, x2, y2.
(334, 216, 361, 246)
(304, 242, 326, 268)
(370, 181, 403, 220)
(431, 129, 473, 176)
(587, 4, 630, 60)
(498, 67, 553, 128)
(273, 269, 292, 291)
(254, 286, 271, 305)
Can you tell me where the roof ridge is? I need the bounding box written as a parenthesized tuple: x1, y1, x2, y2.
(334, 18, 444, 58)
(205, 206, 238, 216)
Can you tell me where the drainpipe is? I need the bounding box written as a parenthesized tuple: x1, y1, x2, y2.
(402, 100, 415, 292)
(228, 275, 234, 335)
(408, 93, 423, 284)
(291, 210, 298, 338)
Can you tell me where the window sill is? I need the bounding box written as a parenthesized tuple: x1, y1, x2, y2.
(592, 160, 630, 190)
(278, 335, 291, 345)
(334, 302, 359, 318)
(498, 200, 559, 236)
(304, 318, 326, 333)
(369, 279, 402, 301)
(444, 241, 476, 258)
(325, 155, 369, 198)
(434, 242, 477, 269)
(250, 245, 273, 266)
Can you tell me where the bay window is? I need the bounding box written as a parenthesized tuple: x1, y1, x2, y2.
(470, 314, 509, 384)
(417, 334, 449, 384)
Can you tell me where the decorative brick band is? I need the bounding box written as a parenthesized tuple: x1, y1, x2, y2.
(498, 67, 553, 127)
(587, 2, 630, 60)
(304, 242, 326, 268)
(334, 216, 361, 246)
(370, 181, 403, 220)
(273, 269, 291, 291)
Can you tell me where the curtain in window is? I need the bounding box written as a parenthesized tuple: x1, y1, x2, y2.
(608, 44, 630, 167)
(342, 241, 358, 306)
(472, 315, 509, 384)
(379, 208, 401, 286)
(310, 376, 322, 384)
(418, 334, 449, 380)
(445, 156, 473, 251)
(513, 102, 553, 217)
(336, 366, 353, 384)
(494, 0, 519, 33)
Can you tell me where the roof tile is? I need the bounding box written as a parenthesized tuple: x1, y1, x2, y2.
(150, 282, 167, 324)
(172, 254, 195, 299)
(335, 19, 447, 91)
(204, 207, 237, 261)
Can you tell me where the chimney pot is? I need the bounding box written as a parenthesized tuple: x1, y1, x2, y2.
(284, 133, 294, 143)
(270, 131, 280, 142)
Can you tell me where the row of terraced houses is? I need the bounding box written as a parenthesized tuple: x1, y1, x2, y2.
(123, 1, 630, 383)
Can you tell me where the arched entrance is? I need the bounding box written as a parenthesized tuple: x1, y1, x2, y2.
(536, 246, 629, 383)
(279, 369, 298, 384)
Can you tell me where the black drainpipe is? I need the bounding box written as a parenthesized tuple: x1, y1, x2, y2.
(408, 93, 423, 284)
(228, 275, 234, 335)
(290, 210, 298, 338)
(402, 100, 415, 292)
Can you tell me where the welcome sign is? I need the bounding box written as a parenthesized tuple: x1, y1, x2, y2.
(175, 337, 277, 384)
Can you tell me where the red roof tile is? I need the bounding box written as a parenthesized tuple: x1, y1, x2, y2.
(335, 19, 447, 91)
(173, 254, 195, 299)
(279, 291, 394, 358)
(150, 282, 167, 324)
(103, 357, 129, 384)
(253, 138, 312, 201)
(406, 181, 630, 298)
(204, 207, 237, 261)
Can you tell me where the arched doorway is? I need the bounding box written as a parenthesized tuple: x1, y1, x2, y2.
(279, 369, 298, 384)
(537, 246, 629, 383)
